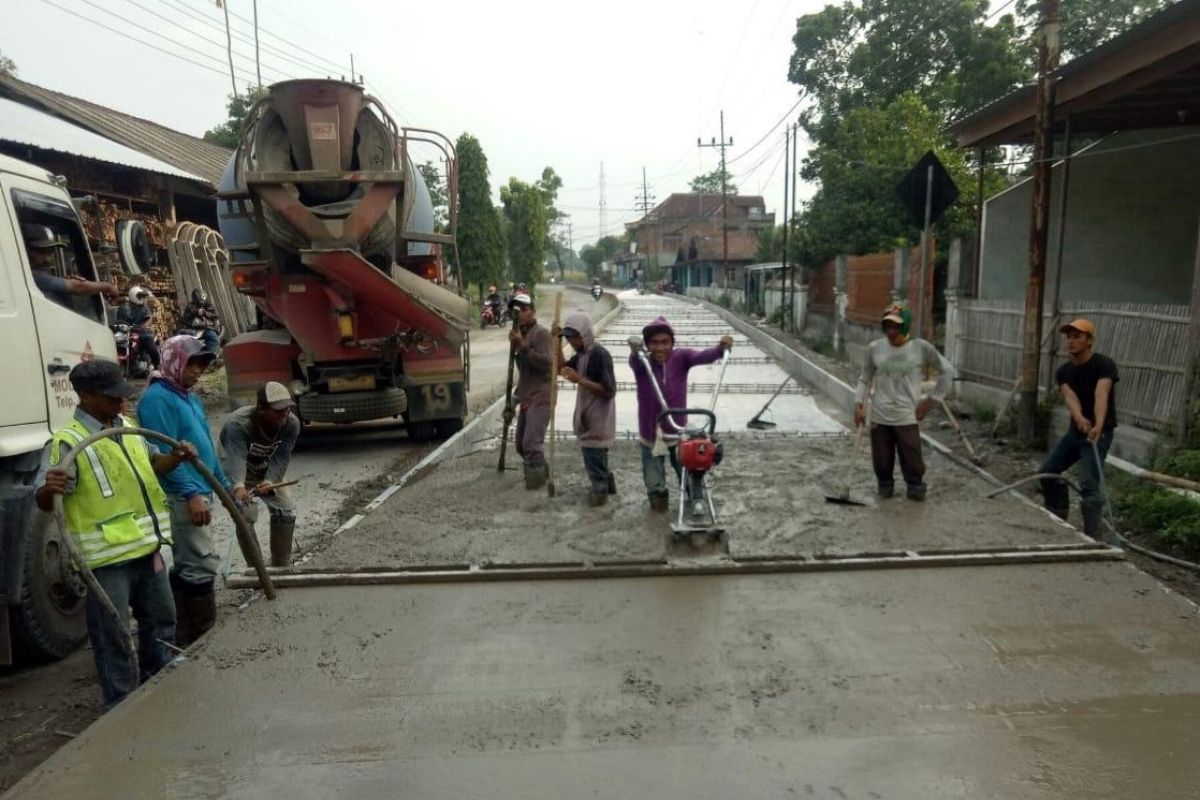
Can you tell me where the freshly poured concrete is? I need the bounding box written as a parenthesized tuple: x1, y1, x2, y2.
(11, 292, 1200, 799)
(10, 564, 1200, 799)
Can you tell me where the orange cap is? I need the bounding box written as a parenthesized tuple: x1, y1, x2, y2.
(1059, 318, 1096, 337)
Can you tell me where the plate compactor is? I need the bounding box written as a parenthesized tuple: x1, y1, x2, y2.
(632, 341, 730, 542)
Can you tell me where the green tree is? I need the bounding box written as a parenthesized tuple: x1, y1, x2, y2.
(1016, 0, 1172, 61)
(689, 166, 738, 195)
(755, 225, 785, 262)
(417, 161, 449, 232)
(0, 50, 17, 77)
(455, 134, 507, 296)
(203, 85, 269, 149)
(500, 178, 548, 287)
(535, 167, 567, 275)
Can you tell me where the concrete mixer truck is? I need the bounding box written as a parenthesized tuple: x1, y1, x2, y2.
(216, 80, 468, 441)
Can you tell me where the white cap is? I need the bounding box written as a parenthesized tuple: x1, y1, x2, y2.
(510, 292, 533, 306)
(260, 381, 294, 410)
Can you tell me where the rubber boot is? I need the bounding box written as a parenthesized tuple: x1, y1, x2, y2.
(607, 473, 617, 495)
(524, 463, 547, 490)
(877, 481, 895, 499)
(1081, 500, 1105, 540)
(168, 570, 191, 648)
(188, 584, 217, 644)
(906, 482, 927, 502)
(649, 493, 669, 512)
(269, 515, 295, 567)
(1041, 478, 1070, 521)
(587, 492, 608, 507)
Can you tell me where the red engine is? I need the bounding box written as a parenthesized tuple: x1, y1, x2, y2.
(679, 436, 719, 473)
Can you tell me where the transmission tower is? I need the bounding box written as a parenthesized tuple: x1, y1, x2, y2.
(698, 109, 733, 287)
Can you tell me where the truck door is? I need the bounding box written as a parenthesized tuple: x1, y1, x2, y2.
(0, 177, 117, 429)
(0, 190, 46, 436)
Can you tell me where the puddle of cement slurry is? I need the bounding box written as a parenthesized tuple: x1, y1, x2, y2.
(305, 437, 1083, 572)
(10, 563, 1200, 799)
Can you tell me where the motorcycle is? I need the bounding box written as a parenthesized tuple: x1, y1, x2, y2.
(480, 300, 507, 329)
(111, 324, 153, 378)
(590, 285, 603, 301)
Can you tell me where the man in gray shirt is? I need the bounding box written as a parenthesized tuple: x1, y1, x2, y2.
(853, 303, 953, 501)
(220, 382, 301, 565)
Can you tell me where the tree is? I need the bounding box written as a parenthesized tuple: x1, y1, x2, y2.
(1016, 0, 1172, 62)
(417, 161, 449, 232)
(755, 225, 785, 262)
(689, 167, 738, 195)
(500, 178, 548, 288)
(203, 85, 269, 149)
(0, 50, 17, 77)
(455, 134, 507, 296)
(534, 167, 567, 275)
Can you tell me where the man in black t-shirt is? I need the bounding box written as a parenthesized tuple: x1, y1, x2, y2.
(1039, 318, 1118, 538)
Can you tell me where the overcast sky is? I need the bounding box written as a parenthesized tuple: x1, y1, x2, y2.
(5, 0, 823, 246)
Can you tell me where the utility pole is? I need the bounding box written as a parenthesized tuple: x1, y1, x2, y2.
(1018, 0, 1061, 444)
(789, 121, 799, 332)
(780, 127, 790, 325)
(699, 110, 733, 288)
(635, 167, 657, 287)
(252, 0, 262, 89)
(219, 0, 238, 97)
(350, 53, 356, 85)
(598, 162, 608, 240)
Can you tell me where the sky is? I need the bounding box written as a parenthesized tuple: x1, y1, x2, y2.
(4, 0, 824, 247)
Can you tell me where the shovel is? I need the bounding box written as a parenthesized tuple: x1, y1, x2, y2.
(546, 292, 564, 497)
(938, 398, 985, 466)
(824, 423, 867, 506)
(747, 376, 792, 430)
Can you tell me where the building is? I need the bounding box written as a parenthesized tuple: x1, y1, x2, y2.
(624, 192, 774, 290)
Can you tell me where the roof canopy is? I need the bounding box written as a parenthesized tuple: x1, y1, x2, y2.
(0, 96, 205, 182)
(951, 0, 1200, 147)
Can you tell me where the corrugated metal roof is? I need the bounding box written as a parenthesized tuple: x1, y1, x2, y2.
(0, 96, 206, 182)
(0, 75, 231, 186)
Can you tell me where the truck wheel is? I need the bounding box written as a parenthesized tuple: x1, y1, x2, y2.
(9, 499, 87, 663)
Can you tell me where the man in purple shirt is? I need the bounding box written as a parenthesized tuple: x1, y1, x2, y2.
(628, 315, 732, 511)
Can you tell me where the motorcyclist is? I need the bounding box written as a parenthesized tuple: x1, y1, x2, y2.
(114, 285, 161, 368)
(484, 284, 504, 325)
(182, 288, 222, 354)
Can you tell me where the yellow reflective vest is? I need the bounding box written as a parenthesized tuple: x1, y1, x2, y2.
(50, 417, 172, 569)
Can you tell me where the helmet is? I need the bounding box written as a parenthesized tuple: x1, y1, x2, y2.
(516, 282, 527, 291)
(191, 288, 208, 305)
(881, 303, 912, 337)
(127, 285, 150, 305)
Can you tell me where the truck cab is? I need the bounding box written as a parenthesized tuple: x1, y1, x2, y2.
(0, 153, 117, 663)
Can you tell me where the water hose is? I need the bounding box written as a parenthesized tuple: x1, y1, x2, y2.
(50, 427, 278, 657)
(985, 452, 1200, 573)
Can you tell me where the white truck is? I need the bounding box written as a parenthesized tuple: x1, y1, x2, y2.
(0, 153, 118, 663)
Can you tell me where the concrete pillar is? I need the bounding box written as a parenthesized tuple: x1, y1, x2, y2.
(892, 247, 909, 302)
(795, 285, 808, 335)
(944, 239, 964, 377)
(834, 255, 849, 355)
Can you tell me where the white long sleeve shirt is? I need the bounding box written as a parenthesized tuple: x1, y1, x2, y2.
(854, 337, 954, 426)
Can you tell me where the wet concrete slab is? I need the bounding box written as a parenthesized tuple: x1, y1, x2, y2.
(10, 562, 1200, 799)
(303, 438, 1084, 572)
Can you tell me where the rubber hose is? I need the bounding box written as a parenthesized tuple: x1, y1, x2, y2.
(51, 428, 277, 645)
(986, 459, 1200, 573)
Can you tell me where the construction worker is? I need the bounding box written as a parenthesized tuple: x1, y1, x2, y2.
(22, 223, 118, 307)
(509, 292, 554, 489)
(629, 316, 733, 511)
(1039, 318, 1119, 538)
(552, 310, 617, 506)
(853, 303, 954, 501)
(34, 360, 196, 707)
(113, 285, 161, 369)
(220, 382, 301, 566)
(136, 335, 232, 646)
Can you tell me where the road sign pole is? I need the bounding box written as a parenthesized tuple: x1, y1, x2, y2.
(918, 164, 933, 339)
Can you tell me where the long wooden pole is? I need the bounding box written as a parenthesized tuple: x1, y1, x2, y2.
(546, 292, 564, 496)
(1017, 0, 1061, 444)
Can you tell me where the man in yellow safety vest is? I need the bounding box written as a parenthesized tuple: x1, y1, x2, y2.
(35, 359, 196, 707)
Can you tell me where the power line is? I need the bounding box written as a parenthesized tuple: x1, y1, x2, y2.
(157, 0, 316, 79)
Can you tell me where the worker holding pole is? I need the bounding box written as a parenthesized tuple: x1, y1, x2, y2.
(1038, 319, 1118, 538)
(509, 292, 555, 490)
(854, 303, 954, 501)
(34, 360, 196, 707)
(219, 382, 301, 566)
